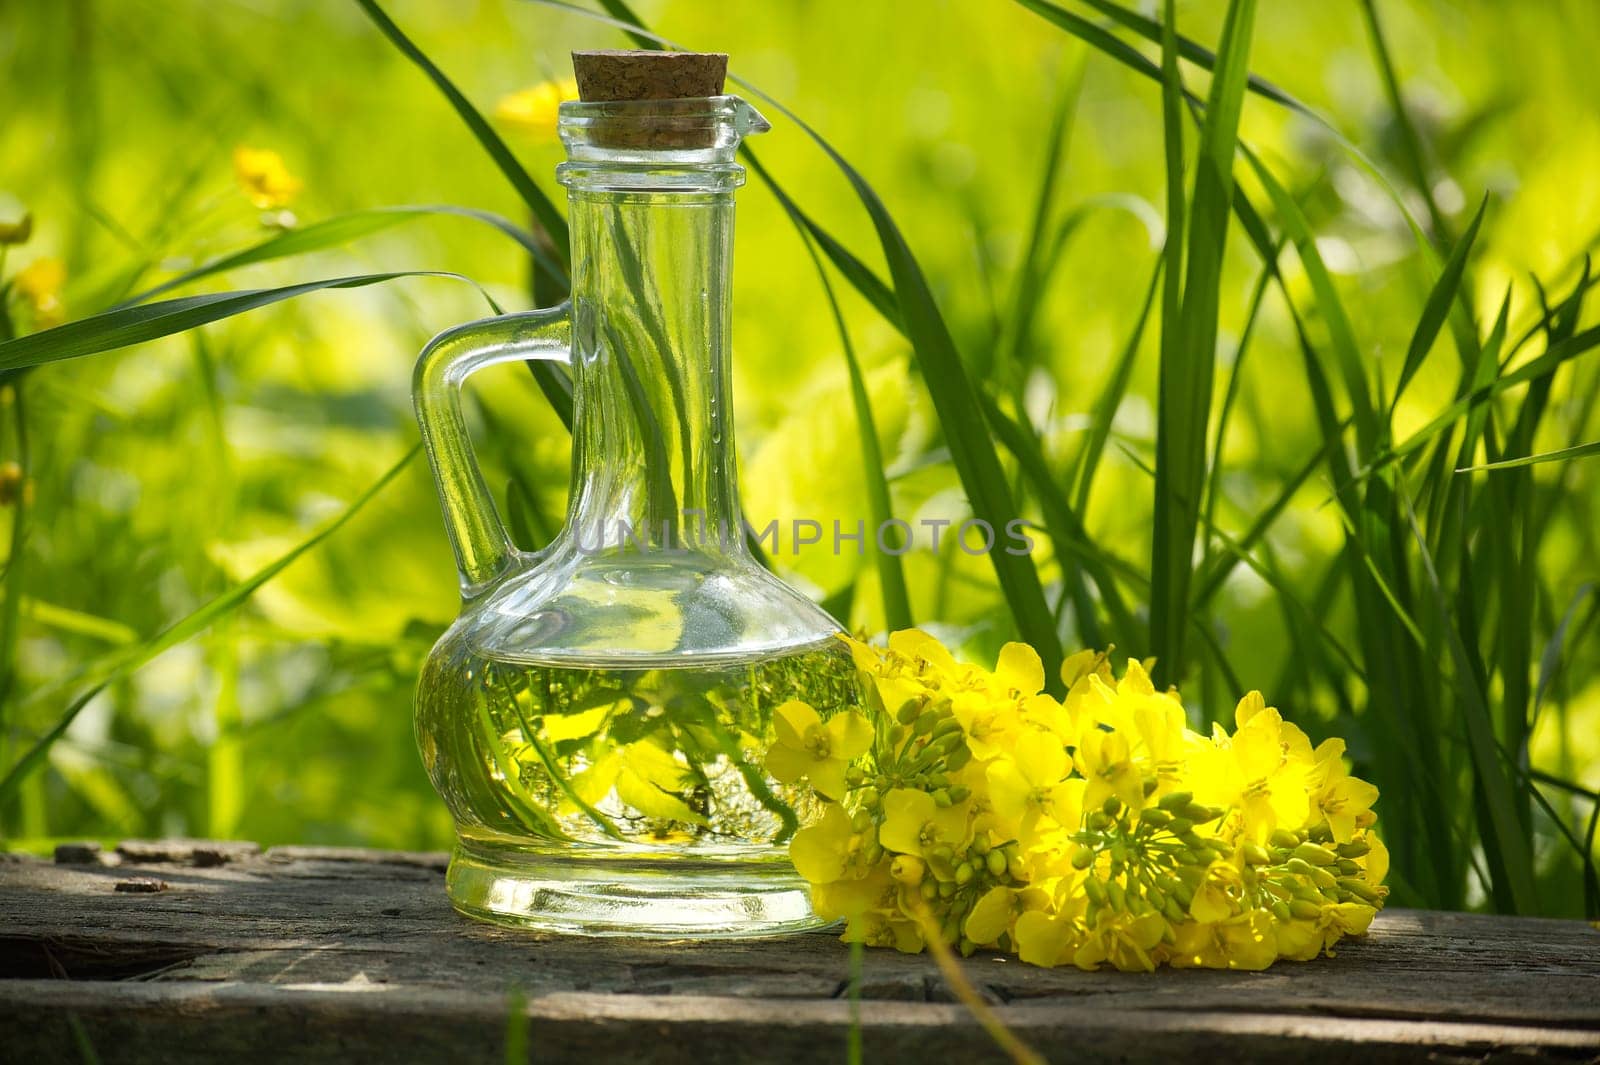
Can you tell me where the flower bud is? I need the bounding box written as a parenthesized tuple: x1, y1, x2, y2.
(933, 789, 953, 809)
(1157, 791, 1193, 811)
(1338, 878, 1383, 905)
(1269, 899, 1292, 922)
(1087, 811, 1112, 832)
(920, 879, 938, 900)
(1289, 899, 1322, 920)
(914, 709, 940, 734)
(1293, 842, 1337, 867)
(1241, 842, 1272, 866)
(1102, 796, 1123, 817)
(1138, 808, 1172, 827)
(986, 849, 1008, 878)
(1286, 858, 1318, 879)
(955, 862, 975, 886)
(851, 810, 874, 834)
(938, 880, 957, 899)
(1071, 845, 1096, 870)
(944, 746, 972, 772)
(1166, 817, 1193, 834)
(1335, 859, 1362, 878)
(896, 699, 922, 725)
(1336, 840, 1370, 859)
(1269, 828, 1301, 850)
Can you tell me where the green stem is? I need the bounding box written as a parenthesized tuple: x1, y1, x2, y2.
(502, 673, 626, 841)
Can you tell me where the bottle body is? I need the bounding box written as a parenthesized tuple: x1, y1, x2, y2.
(417, 627, 858, 933)
(411, 96, 864, 935)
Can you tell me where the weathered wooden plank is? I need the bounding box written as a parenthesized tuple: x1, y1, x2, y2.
(1, 843, 1597, 1064)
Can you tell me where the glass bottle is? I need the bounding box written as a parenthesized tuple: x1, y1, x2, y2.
(411, 59, 862, 936)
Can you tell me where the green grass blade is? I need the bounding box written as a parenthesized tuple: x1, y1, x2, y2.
(0, 445, 421, 806)
(1397, 485, 1540, 913)
(1244, 148, 1379, 452)
(1361, 322, 1600, 477)
(353, 0, 570, 270)
(593, 0, 659, 51)
(743, 150, 902, 333)
(824, 157, 1061, 678)
(982, 397, 1126, 650)
(127, 205, 564, 306)
(1358, 0, 1450, 242)
(1457, 440, 1600, 472)
(797, 231, 913, 632)
(1392, 196, 1488, 411)
(1012, 0, 1164, 82)
(1022, 0, 1435, 254)
(0, 272, 500, 373)
(1150, 0, 1256, 684)
(1193, 423, 1349, 607)
(1073, 259, 1161, 514)
(1000, 64, 1084, 383)
(1200, 256, 1277, 557)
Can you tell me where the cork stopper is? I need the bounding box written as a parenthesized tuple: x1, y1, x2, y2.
(570, 50, 729, 150)
(572, 50, 728, 102)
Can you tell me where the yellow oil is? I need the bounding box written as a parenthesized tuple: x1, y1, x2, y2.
(416, 638, 862, 858)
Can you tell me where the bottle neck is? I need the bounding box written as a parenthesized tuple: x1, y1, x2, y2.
(563, 184, 743, 556)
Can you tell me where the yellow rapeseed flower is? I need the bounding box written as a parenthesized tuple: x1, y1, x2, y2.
(776, 629, 1386, 973)
(766, 700, 872, 801)
(496, 78, 580, 140)
(1308, 738, 1381, 843)
(13, 257, 66, 328)
(233, 147, 302, 210)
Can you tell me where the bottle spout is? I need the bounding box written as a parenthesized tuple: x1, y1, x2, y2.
(732, 98, 771, 139)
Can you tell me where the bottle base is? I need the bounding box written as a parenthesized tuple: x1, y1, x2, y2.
(446, 839, 826, 938)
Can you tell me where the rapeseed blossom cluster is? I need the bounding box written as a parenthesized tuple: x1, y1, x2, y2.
(774, 630, 1387, 971)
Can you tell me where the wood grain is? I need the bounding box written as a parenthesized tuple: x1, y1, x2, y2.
(2, 841, 1597, 1064)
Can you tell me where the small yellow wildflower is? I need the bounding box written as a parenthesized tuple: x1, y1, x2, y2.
(765, 700, 872, 800)
(789, 803, 858, 883)
(233, 146, 303, 210)
(496, 77, 580, 140)
(1274, 900, 1377, 961)
(1191, 693, 1314, 840)
(1308, 738, 1381, 843)
(986, 730, 1082, 844)
(879, 787, 971, 872)
(12, 257, 66, 328)
(1073, 908, 1168, 972)
(1169, 909, 1278, 970)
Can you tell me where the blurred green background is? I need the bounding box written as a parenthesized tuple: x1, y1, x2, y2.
(2, 0, 1598, 915)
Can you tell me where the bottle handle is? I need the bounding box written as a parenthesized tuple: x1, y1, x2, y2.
(413, 304, 572, 598)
